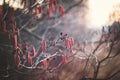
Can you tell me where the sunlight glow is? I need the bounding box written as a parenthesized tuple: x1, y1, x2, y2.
(0, 0, 24, 9)
(88, 0, 120, 29)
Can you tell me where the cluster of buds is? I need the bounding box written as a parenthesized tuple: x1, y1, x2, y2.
(35, 0, 65, 18)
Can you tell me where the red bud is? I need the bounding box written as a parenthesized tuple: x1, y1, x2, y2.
(32, 46, 37, 57)
(14, 54, 20, 68)
(38, 6, 42, 13)
(42, 60, 47, 68)
(27, 52, 32, 66)
(13, 35, 17, 49)
(41, 40, 46, 52)
(61, 54, 66, 64)
(59, 5, 64, 16)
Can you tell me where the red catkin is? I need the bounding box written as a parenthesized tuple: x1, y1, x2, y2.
(59, 5, 64, 16)
(32, 46, 37, 57)
(61, 54, 66, 64)
(42, 60, 47, 68)
(70, 37, 74, 46)
(13, 34, 17, 49)
(27, 52, 32, 66)
(41, 40, 46, 52)
(16, 48, 21, 55)
(51, 2, 56, 12)
(14, 54, 20, 68)
(35, 7, 39, 14)
(12, 21, 16, 30)
(38, 6, 42, 13)
(17, 29, 20, 37)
